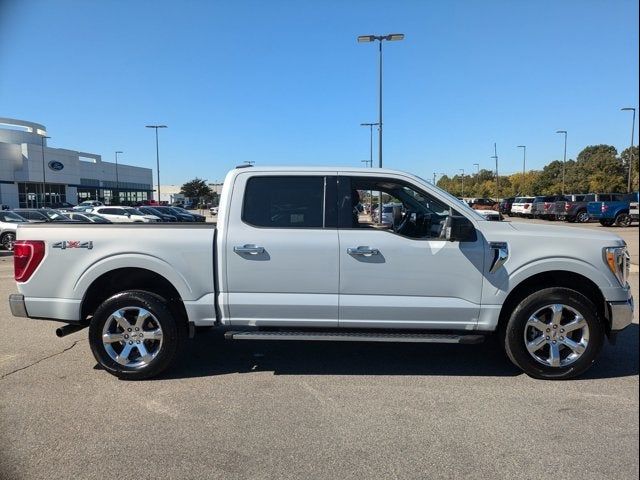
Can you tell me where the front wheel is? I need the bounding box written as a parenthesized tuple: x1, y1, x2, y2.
(503, 287, 604, 380)
(88, 290, 185, 379)
(575, 210, 590, 223)
(1, 232, 16, 251)
(615, 213, 632, 227)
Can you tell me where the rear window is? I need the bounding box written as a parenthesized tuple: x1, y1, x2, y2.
(243, 176, 324, 228)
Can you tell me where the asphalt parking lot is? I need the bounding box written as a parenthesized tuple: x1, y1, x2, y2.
(0, 224, 638, 480)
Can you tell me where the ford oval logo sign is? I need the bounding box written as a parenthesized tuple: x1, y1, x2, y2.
(48, 160, 64, 171)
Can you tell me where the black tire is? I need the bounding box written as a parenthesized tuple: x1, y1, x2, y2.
(614, 212, 631, 227)
(1, 232, 16, 251)
(88, 290, 186, 380)
(503, 287, 604, 380)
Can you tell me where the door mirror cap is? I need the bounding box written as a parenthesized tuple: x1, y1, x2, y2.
(445, 215, 476, 242)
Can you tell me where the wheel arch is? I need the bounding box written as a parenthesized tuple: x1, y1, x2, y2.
(80, 267, 188, 326)
(497, 270, 607, 334)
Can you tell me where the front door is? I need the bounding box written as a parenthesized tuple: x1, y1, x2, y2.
(224, 173, 339, 327)
(336, 174, 486, 329)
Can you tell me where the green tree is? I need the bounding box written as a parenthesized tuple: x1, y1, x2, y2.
(180, 178, 213, 201)
(620, 146, 639, 192)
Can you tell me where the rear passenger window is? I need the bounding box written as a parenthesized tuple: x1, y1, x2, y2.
(243, 176, 324, 228)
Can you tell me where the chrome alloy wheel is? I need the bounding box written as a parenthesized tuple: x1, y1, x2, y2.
(523, 304, 589, 368)
(102, 307, 163, 368)
(576, 211, 590, 223)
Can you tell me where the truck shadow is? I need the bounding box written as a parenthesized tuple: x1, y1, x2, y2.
(160, 324, 638, 381)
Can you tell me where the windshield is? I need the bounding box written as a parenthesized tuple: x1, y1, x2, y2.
(0, 212, 27, 222)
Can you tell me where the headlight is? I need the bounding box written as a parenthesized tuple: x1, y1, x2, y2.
(603, 246, 630, 286)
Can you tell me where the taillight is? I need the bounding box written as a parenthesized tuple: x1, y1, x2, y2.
(544, 202, 551, 210)
(14, 241, 45, 282)
(524, 204, 530, 209)
(602, 204, 608, 212)
(565, 203, 571, 211)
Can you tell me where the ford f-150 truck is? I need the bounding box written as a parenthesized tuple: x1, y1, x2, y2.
(9, 166, 634, 380)
(587, 193, 638, 227)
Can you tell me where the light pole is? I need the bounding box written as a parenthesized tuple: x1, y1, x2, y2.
(473, 163, 480, 174)
(491, 143, 499, 200)
(621, 108, 636, 193)
(41, 135, 51, 207)
(433, 172, 445, 185)
(556, 130, 567, 194)
(115, 151, 123, 204)
(459, 169, 465, 197)
(357, 33, 405, 169)
(517, 145, 526, 176)
(146, 125, 167, 203)
(361, 122, 380, 222)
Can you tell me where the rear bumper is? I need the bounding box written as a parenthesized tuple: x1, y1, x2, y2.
(9, 294, 28, 317)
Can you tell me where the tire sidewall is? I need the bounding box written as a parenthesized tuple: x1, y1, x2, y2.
(88, 290, 182, 380)
(504, 288, 604, 380)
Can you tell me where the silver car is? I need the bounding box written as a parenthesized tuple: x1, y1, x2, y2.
(0, 211, 29, 251)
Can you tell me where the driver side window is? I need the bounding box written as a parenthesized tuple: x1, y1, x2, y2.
(337, 176, 457, 239)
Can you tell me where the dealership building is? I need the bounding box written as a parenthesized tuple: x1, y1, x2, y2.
(0, 117, 153, 208)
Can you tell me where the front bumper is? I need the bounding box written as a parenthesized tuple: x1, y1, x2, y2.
(608, 294, 634, 332)
(9, 294, 28, 318)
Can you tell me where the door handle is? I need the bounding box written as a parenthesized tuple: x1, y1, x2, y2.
(347, 246, 379, 256)
(234, 244, 265, 254)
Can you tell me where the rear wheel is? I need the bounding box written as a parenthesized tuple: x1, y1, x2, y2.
(88, 290, 185, 380)
(1, 232, 16, 251)
(614, 213, 632, 227)
(503, 287, 604, 380)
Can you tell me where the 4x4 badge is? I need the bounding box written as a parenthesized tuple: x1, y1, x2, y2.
(53, 241, 93, 250)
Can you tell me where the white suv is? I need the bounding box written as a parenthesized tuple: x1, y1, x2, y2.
(511, 197, 535, 217)
(89, 207, 159, 223)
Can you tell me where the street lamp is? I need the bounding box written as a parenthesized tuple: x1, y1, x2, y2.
(115, 151, 123, 204)
(491, 143, 499, 200)
(357, 33, 405, 169)
(41, 135, 51, 207)
(361, 122, 380, 222)
(621, 108, 636, 193)
(473, 163, 480, 174)
(146, 125, 167, 203)
(517, 145, 526, 176)
(556, 130, 567, 194)
(433, 172, 446, 185)
(459, 169, 465, 197)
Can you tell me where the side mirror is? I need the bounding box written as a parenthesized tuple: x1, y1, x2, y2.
(445, 215, 476, 242)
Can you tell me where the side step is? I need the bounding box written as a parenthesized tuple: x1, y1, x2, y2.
(224, 331, 485, 344)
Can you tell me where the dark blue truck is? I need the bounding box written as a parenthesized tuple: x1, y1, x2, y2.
(587, 192, 639, 227)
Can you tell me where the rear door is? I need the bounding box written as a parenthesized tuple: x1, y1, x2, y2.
(224, 173, 339, 327)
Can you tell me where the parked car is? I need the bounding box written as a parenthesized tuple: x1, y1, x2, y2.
(12, 208, 76, 223)
(587, 193, 637, 227)
(469, 198, 499, 210)
(152, 206, 196, 222)
(9, 166, 633, 381)
(531, 195, 566, 220)
(499, 197, 515, 216)
(475, 209, 502, 221)
(137, 206, 177, 222)
(74, 200, 104, 211)
(66, 212, 112, 223)
(172, 206, 206, 222)
(510, 197, 535, 217)
(554, 194, 596, 223)
(0, 211, 29, 251)
(48, 201, 76, 211)
(89, 207, 159, 223)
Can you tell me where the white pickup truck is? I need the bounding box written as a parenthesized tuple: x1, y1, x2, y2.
(9, 166, 634, 380)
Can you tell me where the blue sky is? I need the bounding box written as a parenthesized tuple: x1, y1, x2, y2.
(1, 0, 638, 185)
